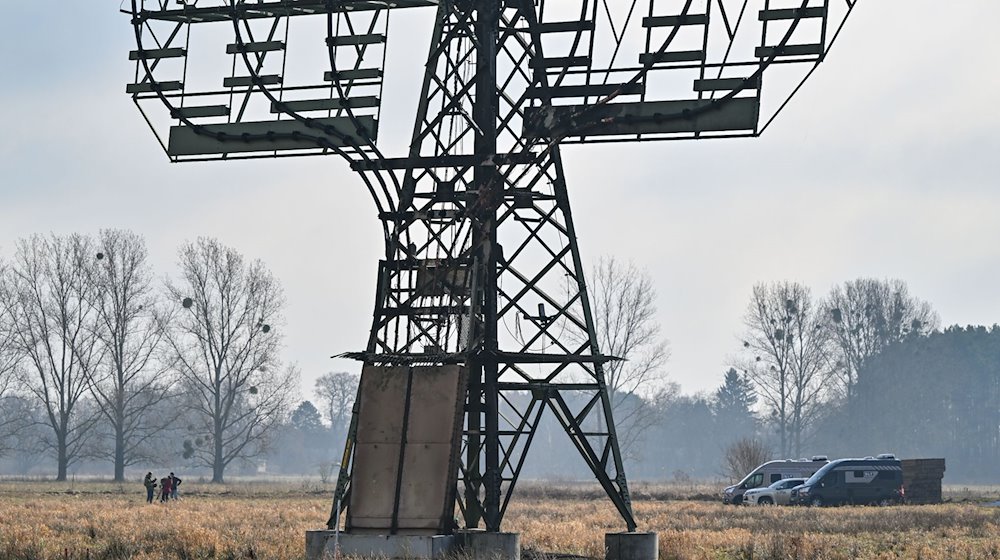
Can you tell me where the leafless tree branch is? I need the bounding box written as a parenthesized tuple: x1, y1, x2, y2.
(163, 238, 296, 482)
(6, 234, 103, 480)
(738, 281, 833, 457)
(585, 256, 671, 460)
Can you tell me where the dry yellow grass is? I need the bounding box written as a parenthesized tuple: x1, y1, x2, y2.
(0, 481, 998, 560)
(507, 498, 1000, 560)
(0, 483, 325, 560)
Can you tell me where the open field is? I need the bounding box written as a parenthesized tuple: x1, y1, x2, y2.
(0, 480, 997, 560)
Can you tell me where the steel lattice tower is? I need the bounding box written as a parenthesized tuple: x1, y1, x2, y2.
(351, 1, 638, 529)
(125, 0, 862, 534)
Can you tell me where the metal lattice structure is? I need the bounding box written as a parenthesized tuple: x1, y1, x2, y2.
(126, 0, 861, 533)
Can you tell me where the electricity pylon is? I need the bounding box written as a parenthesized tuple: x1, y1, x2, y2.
(125, 0, 861, 533)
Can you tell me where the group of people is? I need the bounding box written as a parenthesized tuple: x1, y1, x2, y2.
(143, 471, 182, 503)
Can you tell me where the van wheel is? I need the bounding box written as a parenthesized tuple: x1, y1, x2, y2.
(758, 497, 774, 505)
(810, 496, 823, 507)
(877, 497, 893, 507)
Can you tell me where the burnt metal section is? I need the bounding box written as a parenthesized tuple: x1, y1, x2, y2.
(167, 117, 377, 156)
(346, 364, 467, 535)
(524, 98, 759, 139)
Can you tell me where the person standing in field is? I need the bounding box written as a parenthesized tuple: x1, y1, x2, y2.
(170, 472, 181, 500)
(159, 475, 172, 502)
(144, 472, 157, 504)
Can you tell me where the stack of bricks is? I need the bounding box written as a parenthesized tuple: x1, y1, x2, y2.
(901, 458, 946, 504)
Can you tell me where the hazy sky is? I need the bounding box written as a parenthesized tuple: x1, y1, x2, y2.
(2, 2, 999, 402)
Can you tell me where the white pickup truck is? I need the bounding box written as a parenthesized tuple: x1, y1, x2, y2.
(742, 477, 806, 505)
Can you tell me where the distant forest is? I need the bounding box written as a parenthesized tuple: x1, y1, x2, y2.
(632, 325, 999, 483)
(494, 324, 1000, 484)
(1, 233, 997, 484)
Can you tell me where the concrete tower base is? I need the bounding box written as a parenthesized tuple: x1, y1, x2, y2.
(305, 531, 522, 560)
(605, 532, 658, 560)
(458, 530, 520, 560)
(305, 532, 458, 559)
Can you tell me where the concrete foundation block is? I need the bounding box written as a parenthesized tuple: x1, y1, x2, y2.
(305, 531, 457, 559)
(605, 532, 658, 560)
(457, 530, 520, 560)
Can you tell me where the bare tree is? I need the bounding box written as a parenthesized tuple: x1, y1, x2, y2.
(0, 260, 26, 455)
(314, 371, 359, 437)
(587, 257, 670, 459)
(86, 229, 174, 481)
(722, 437, 771, 482)
(0, 259, 19, 390)
(0, 396, 42, 462)
(823, 278, 938, 404)
(740, 282, 831, 457)
(163, 238, 296, 483)
(6, 234, 103, 480)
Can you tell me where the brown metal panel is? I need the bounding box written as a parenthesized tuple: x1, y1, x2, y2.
(347, 364, 467, 535)
(397, 442, 458, 526)
(355, 365, 407, 444)
(348, 365, 407, 530)
(406, 367, 468, 442)
(348, 443, 401, 528)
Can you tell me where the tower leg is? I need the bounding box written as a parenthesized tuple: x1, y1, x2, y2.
(606, 532, 658, 560)
(459, 530, 520, 560)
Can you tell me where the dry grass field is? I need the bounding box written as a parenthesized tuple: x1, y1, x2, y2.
(0, 480, 997, 560)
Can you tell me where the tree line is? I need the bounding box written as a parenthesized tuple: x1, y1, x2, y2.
(0, 231, 302, 482)
(825, 324, 1000, 480)
(3, 236, 995, 483)
(520, 275, 997, 483)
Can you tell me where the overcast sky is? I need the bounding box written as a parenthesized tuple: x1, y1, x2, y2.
(1, 1, 999, 402)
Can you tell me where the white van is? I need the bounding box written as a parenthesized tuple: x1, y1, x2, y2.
(722, 456, 828, 504)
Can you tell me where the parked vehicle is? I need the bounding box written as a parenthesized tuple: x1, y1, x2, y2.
(721, 456, 828, 505)
(790, 456, 904, 507)
(743, 477, 806, 505)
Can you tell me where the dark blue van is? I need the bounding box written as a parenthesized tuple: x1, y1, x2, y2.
(790, 456, 904, 506)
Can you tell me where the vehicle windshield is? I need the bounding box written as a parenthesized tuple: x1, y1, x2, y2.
(739, 472, 764, 488)
(804, 462, 837, 485)
(770, 478, 804, 489)
(736, 464, 765, 487)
